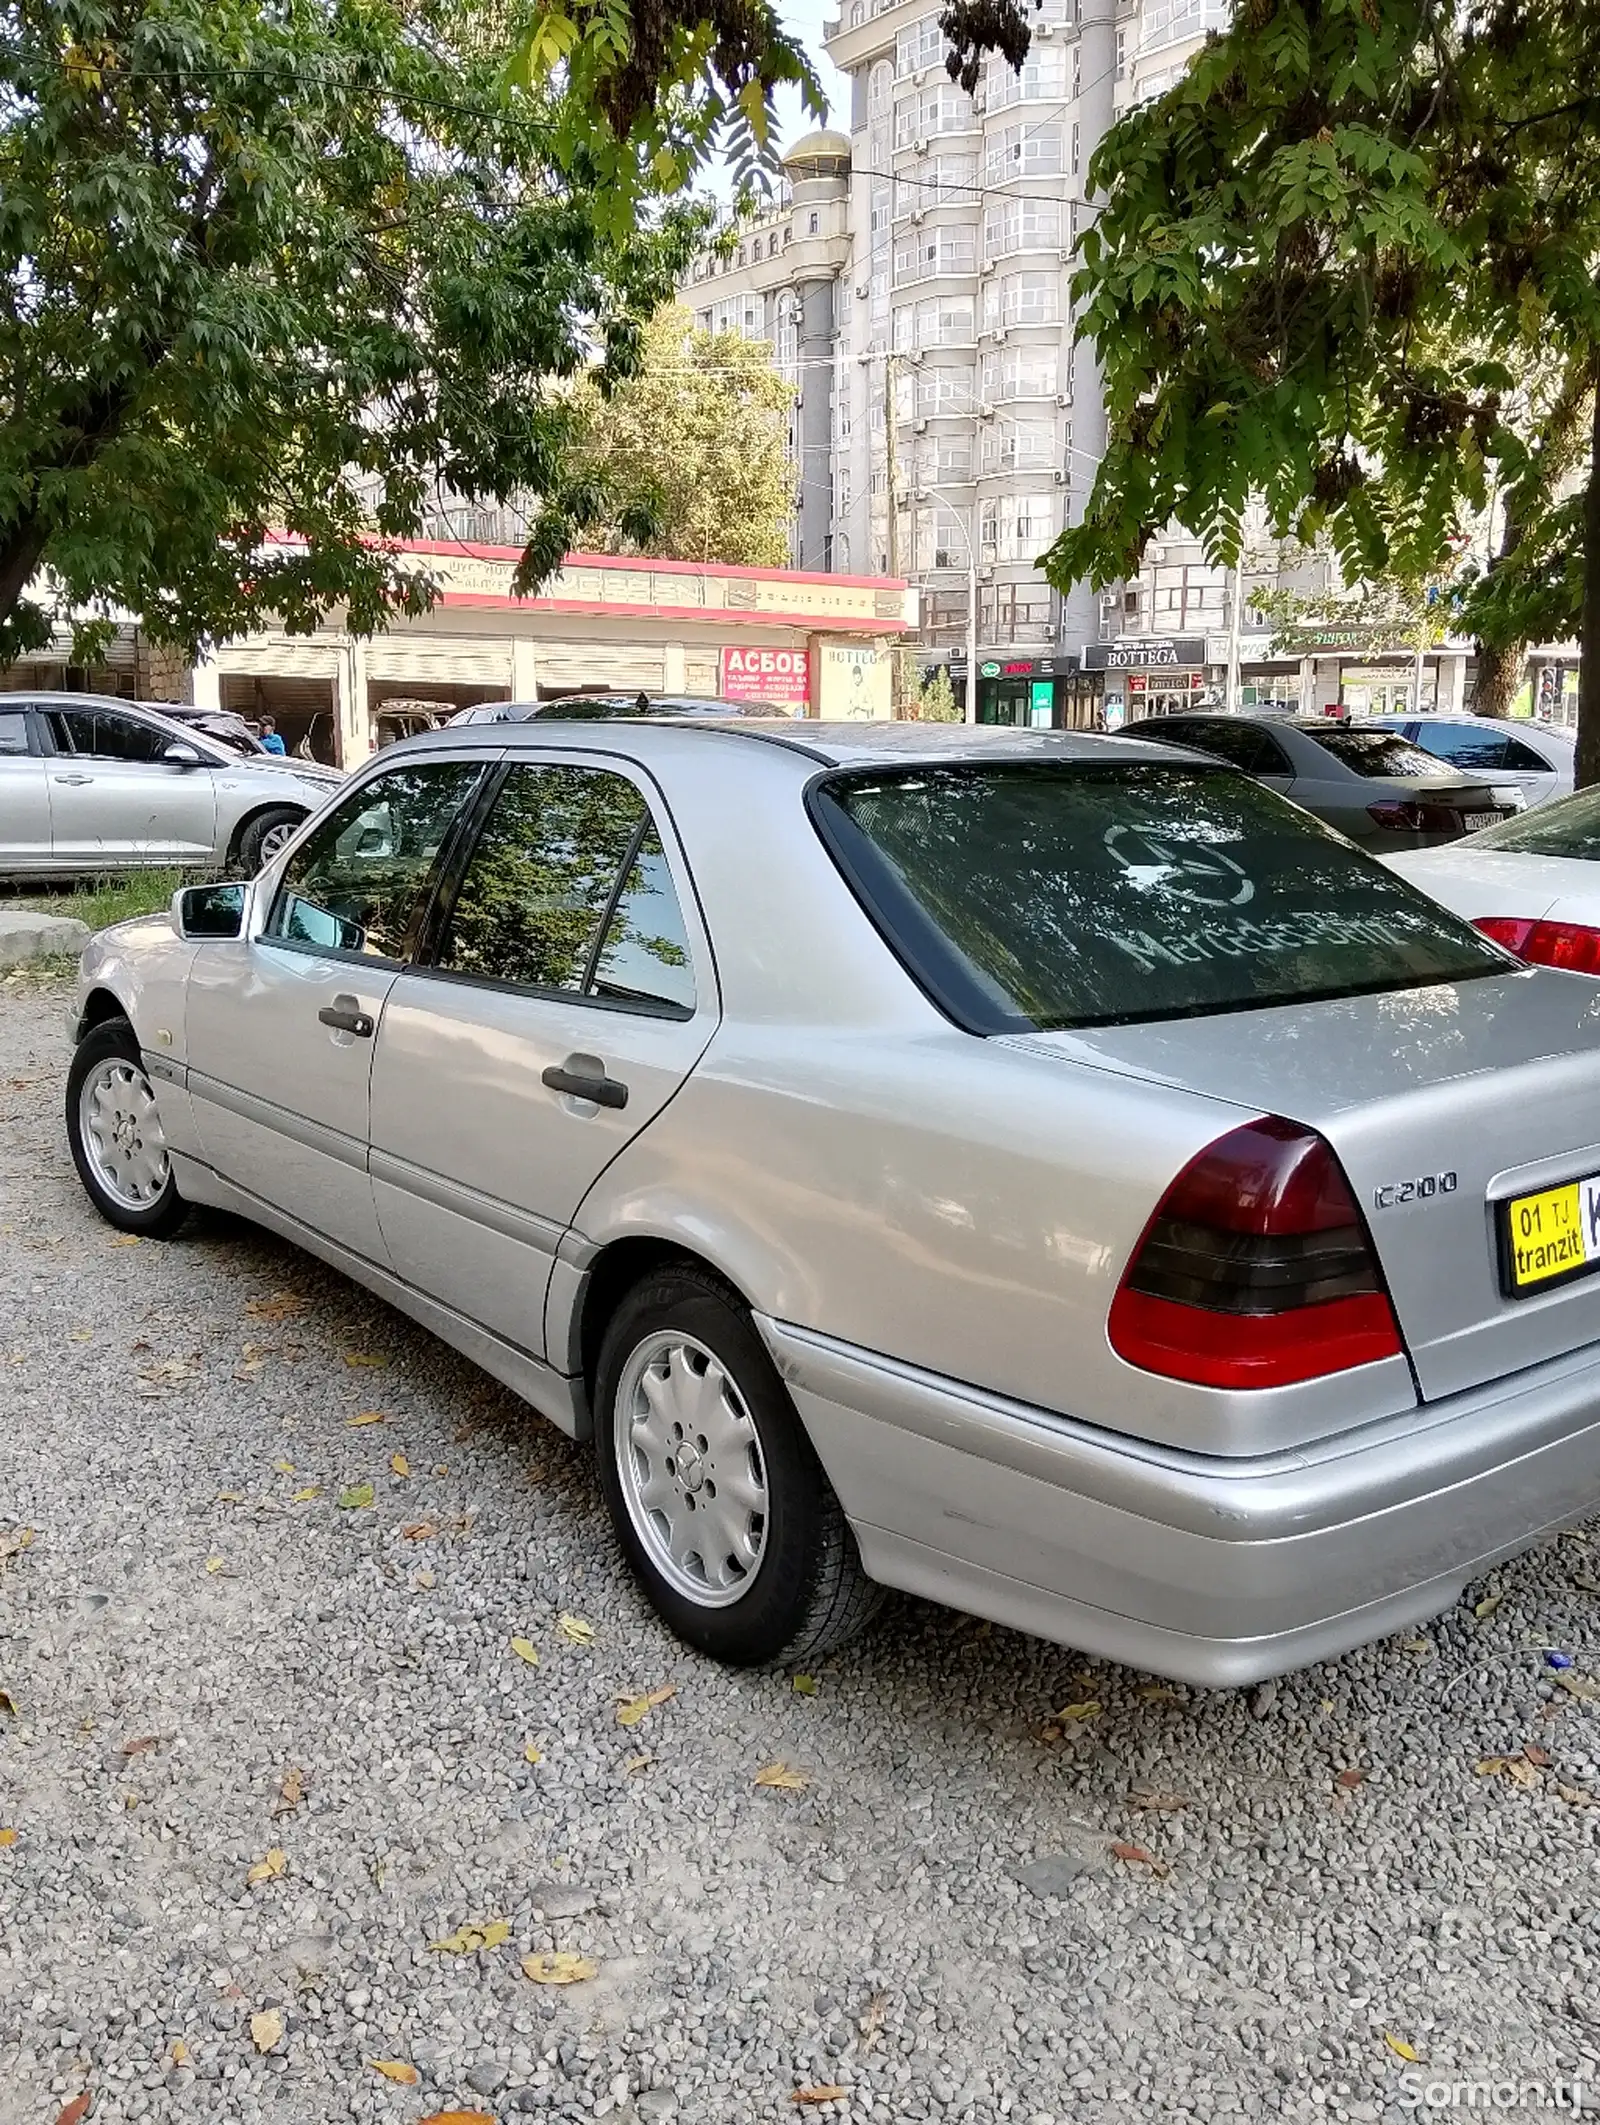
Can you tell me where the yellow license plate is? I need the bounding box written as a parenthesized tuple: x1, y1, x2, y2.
(1502, 1176, 1600, 1295)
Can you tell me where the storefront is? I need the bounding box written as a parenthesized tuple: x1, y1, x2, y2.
(944, 652, 1099, 729)
(1082, 638, 1209, 728)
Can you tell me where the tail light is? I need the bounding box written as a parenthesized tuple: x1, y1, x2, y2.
(1366, 798, 1468, 835)
(1473, 914, 1600, 978)
(1108, 1117, 1403, 1389)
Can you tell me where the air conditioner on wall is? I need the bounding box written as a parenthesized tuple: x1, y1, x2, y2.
(909, 208, 924, 224)
(1055, 391, 1074, 406)
(977, 402, 996, 419)
(980, 259, 997, 276)
(914, 138, 929, 154)
(855, 282, 871, 298)
(1052, 470, 1069, 484)
(992, 327, 1008, 342)
(914, 418, 929, 431)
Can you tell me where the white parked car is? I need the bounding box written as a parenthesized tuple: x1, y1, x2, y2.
(1386, 781, 1600, 974)
(1365, 715, 1575, 807)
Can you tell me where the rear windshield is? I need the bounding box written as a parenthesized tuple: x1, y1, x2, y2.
(810, 761, 1508, 1032)
(1471, 782, 1600, 859)
(1296, 727, 1452, 778)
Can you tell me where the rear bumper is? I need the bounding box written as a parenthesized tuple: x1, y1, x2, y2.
(759, 1318, 1600, 1686)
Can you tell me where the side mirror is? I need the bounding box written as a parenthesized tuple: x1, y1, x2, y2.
(171, 883, 246, 940)
(163, 741, 202, 767)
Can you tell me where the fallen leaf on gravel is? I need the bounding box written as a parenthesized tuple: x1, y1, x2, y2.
(1335, 1768, 1368, 1790)
(0, 1828, 18, 1846)
(110, 1235, 140, 1247)
(754, 1762, 809, 1791)
(337, 1483, 374, 1510)
(250, 2009, 283, 2053)
(1505, 1755, 1542, 1788)
(1384, 2032, 1421, 2063)
(142, 1355, 200, 1384)
(523, 1742, 542, 1764)
(509, 1637, 539, 1667)
(215, 1492, 244, 1506)
(292, 1487, 322, 1504)
(1128, 1787, 1188, 1812)
(616, 1684, 676, 1727)
(205, 1556, 224, 1575)
(1475, 1756, 1509, 1776)
(391, 1453, 409, 1477)
(1557, 1672, 1600, 1701)
(1558, 1783, 1599, 1806)
(522, 1952, 598, 1985)
(1473, 1591, 1504, 1620)
(122, 1736, 161, 1758)
(370, 2062, 420, 2085)
(557, 1614, 594, 1644)
(858, 1992, 887, 2048)
(1524, 1744, 1553, 1767)
(55, 2096, 91, 2125)
(419, 2113, 495, 2125)
(347, 1410, 386, 1427)
(1400, 1638, 1432, 1655)
(402, 1519, 440, 1540)
(792, 2087, 848, 2105)
(429, 1919, 509, 1954)
(0, 1689, 17, 1717)
(342, 1351, 386, 1368)
(67, 1328, 92, 1342)
(271, 1769, 306, 1818)
(0, 1527, 35, 1568)
(170, 2040, 189, 2066)
(625, 1753, 652, 1774)
(415, 1570, 436, 1590)
(1110, 1840, 1167, 1875)
(1054, 1701, 1101, 1722)
(246, 1293, 305, 1321)
(273, 1460, 295, 1475)
(791, 1674, 819, 1696)
(1136, 1683, 1181, 1701)
(246, 1848, 287, 1886)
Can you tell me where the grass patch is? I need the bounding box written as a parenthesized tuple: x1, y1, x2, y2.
(6, 867, 196, 934)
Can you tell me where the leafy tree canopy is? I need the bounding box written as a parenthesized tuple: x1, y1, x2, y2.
(563, 303, 794, 565)
(1046, 0, 1600, 770)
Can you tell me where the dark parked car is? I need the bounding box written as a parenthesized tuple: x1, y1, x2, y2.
(1123, 713, 1526, 850)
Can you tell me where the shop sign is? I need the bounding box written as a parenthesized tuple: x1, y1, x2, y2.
(1083, 639, 1206, 672)
(721, 646, 810, 707)
(980, 660, 1001, 678)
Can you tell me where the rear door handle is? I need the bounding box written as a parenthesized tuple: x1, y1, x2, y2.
(53, 773, 93, 785)
(542, 1057, 628, 1110)
(318, 1002, 374, 1038)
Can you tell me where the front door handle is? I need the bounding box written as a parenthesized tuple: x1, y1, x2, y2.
(542, 1055, 628, 1110)
(318, 1001, 374, 1038)
(53, 773, 93, 785)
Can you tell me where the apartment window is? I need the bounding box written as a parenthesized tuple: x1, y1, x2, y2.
(979, 503, 999, 557)
(984, 271, 1060, 330)
(983, 197, 1063, 260)
(895, 83, 972, 146)
(917, 366, 976, 416)
(985, 124, 1063, 180)
(895, 13, 944, 75)
(894, 228, 977, 284)
(1070, 121, 1081, 174)
(981, 346, 1058, 399)
(869, 59, 893, 117)
(808, 211, 820, 235)
(769, 232, 779, 256)
(870, 263, 889, 321)
(990, 45, 1067, 106)
(930, 437, 972, 481)
(1071, 46, 1082, 99)
(932, 513, 968, 569)
(922, 293, 975, 342)
(981, 420, 1055, 472)
(922, 591, 968, 640)
(1115, 26, 1127, 79)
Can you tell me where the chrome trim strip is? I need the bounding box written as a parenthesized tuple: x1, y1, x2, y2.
(368, 1146, 564, 1257)
(142, 1052, 186, 1087)
(187, 1067, 366, 1174)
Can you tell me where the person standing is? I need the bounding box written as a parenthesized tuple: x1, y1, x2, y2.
(257, 716, 286, 756)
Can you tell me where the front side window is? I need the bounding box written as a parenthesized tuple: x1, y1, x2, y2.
(266, 760, 483, 961)
(0, 710, 28, 756)
(46, 708, 175, 764)
(435, 764, 696, 1015)
(810, 762, 1507, 1033)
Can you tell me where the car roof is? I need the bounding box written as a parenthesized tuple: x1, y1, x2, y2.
(396, 715, 1192, 771)
(1362, 712, 1575, 743)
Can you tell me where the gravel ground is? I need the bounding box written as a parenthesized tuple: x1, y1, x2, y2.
(4, 979, 1600, 2125)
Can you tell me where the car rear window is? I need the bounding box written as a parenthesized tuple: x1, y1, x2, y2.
(810, 761, 1508, 1033)
(1297, 727, 1451, 778)
(1470, 783, 1600, 859)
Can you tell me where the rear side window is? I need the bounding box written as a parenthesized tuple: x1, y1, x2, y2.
(0, 711, 27, 756)
(1473, 784, 1600, 860)
(1300, 728, 1451, 778)
(1408, 724, 1510, 771)
(1137, 719, 1289, 776)
(811, 762, 1508, 1033)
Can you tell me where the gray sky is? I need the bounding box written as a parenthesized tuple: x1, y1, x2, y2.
(775, 0, 850, 138)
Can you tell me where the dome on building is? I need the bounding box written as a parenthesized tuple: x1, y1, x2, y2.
(781, 129, 851, 179)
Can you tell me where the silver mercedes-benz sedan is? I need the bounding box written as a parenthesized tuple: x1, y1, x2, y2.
(63, 719, 1600, 1684)
(0, 691, 342, 877)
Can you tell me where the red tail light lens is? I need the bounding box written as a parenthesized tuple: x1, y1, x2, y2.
(1366, 799, 1466, 835)
(1108, 1117, 1403, 1389)
(1473, 915, 1600, 977)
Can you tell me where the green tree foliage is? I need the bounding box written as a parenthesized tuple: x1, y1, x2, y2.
(914, 664, 962, 721)
(1048, 0, 1600, 776)
(565, 305, 794, 565)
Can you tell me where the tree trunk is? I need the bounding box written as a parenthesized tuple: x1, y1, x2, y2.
(0, 515, 49, 637)
(1578, 366, 1600, 791)
(1472, 638, 1523, 719)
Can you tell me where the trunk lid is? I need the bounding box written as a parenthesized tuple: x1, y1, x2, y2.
(1008, 966, 1600, 1400)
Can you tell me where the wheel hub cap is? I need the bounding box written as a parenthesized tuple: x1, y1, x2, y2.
(79, 1057, 169, 1212)
(613, 1331, 769, 1608)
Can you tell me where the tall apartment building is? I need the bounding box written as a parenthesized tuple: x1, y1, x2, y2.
(686, 0, 1472, 722)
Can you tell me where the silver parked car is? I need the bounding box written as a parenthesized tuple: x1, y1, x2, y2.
(0, 692, 342, 877)
(1122, 712, 1526, 848)
(1364, 714, 1575, 807)
(64, 721, 1600, 1685)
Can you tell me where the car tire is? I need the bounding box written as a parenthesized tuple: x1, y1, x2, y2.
(235, 805, 305, 875)
(66, 1019, 189, 1239)
(595, 1265, 883, 1667)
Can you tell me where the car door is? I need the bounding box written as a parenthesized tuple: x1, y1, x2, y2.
(183, 756, 489, 1260)
(366, 755, 718, 1356)
(0, 704, 52, 872)
(40, 703, 220, 862)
